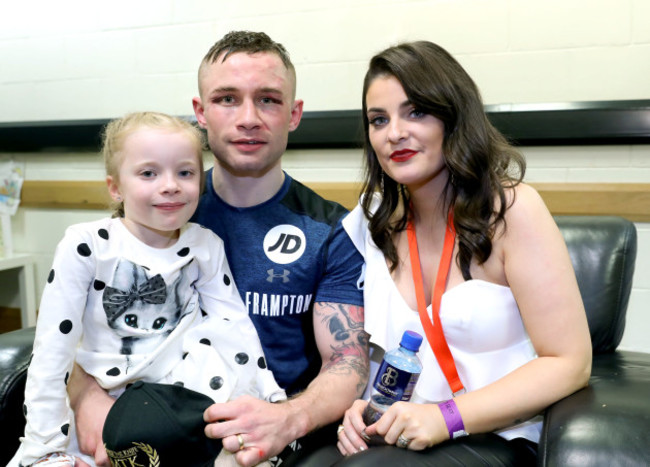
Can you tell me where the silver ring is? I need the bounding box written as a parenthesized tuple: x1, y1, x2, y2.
(237, 433, 245, 451)
(397, 434, 411, 449)
(337, 424, 345, 435)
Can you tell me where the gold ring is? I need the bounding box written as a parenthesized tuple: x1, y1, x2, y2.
(337, 424, 345, 435)
(237, 433, 245, 451)
(397, 434, 411, 449)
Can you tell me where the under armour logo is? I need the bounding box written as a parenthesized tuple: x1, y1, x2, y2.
(267, 268, 291, 283)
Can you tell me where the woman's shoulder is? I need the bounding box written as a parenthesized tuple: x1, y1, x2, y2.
(499, 182, 558, 246)
(503, 182, 550, 224)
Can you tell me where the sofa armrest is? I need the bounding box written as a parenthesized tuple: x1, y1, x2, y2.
(0, 326, 35, 466)
(539, 350, 650, 466)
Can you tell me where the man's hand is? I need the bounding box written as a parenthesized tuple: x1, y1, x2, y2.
(203, 302, 368, 467)
(204, 396, 303, 467)
(68, 365, 114, 466)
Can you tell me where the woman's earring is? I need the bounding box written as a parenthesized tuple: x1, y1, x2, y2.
(380, 171, 385, 192)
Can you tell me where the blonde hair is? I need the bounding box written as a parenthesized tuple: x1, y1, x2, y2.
(101, 112, 205, 217)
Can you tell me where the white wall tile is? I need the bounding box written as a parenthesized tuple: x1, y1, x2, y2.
(631, 145, 650, 167)
(134, 23, 214, 75)
(568, 45, 650, 101)
(64, 31, 137, 80)
(632, 224, 650, 289)
(521, 146, 633, 169)
(284, 149, 365, 182)
(461, 52, 572, 105)
(297, 62, 368, 111)
(13, 208, 107, 254)
(510, 0, 631, 50)
(1, 37, 68, 83)
(392, 0, 510, 54)
(96, 0, 175, 30)
(0, 83, 35, 122)
(620, 288, 650, 352)
(2, 0, 648, 119)
(566, 167, 650, 183)
(632, 0, 650, 43)
(523, 168, 570, 182)
(0, 1, 100, 40)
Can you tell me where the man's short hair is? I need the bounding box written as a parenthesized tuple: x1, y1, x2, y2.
(198, 31, 297, 98)
(201, 30, 295, 72)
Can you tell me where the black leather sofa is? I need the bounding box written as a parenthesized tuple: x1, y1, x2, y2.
(1, 216, 649, 466)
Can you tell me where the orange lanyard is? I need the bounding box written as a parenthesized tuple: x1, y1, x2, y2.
(406, 211, 465, 395)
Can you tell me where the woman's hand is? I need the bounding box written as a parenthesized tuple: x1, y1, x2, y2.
(363, 401, 448, 450)
(337, 399, 371, 455)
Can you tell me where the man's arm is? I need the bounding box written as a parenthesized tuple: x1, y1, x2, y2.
(205, 301, 369, 467)
(292, 301, 369, 429)
(67, 364, 114, 466)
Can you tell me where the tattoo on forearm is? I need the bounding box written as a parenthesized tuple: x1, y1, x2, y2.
(315, 302, 370, 394)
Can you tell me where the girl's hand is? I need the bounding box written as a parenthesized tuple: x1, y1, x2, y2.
(363, 401, 449, 450)
(32, 452, 76, 466)
(337, 399, 371, 455)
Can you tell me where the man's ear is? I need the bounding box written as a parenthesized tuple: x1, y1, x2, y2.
(106, 176, 122, 202)
(288, 99, 304, 133)
(192, 97, 207, 129)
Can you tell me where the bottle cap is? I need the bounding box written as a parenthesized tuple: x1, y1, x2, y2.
(400, 330, 423, 352)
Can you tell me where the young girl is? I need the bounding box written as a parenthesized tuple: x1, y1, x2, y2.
(11, 112, 284, 467)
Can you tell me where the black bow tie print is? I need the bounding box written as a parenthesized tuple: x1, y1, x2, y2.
(103, 274, 167, 319)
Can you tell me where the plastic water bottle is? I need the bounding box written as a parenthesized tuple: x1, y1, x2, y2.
(363, 330, 423, 426)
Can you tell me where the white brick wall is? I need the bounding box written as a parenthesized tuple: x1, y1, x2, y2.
(0, 0, 648, 352)
(2, 0, 650, 119)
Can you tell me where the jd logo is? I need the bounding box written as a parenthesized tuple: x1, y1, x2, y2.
(263, 225, 307, 265)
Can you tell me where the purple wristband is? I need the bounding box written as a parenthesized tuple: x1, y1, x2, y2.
(437, 399, 469, 439)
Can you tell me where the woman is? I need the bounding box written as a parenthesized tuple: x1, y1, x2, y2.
(336, 41, 592, 464)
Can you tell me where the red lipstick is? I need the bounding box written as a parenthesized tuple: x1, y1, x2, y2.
(390, 149, 417, 162)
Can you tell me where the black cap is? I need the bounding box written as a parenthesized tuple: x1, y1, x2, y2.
(103, 381, 222, 467)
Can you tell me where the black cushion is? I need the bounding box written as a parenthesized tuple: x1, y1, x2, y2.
(555, 216, 636, 354)
(540, 351, 650, 466)
(0, 326, 34, 466)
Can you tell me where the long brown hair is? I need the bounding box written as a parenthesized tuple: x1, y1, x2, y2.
(360, 41, 525, 279)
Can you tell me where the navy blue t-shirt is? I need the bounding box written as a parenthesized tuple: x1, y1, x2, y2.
(192, 170, 364, 395)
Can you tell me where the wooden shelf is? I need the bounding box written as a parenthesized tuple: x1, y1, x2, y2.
(20, 180, 650, 222)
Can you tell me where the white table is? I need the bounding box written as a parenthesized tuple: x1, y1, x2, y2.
(0, 253, 37, 328)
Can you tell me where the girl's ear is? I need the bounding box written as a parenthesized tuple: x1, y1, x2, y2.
(106, 175, 122, 201)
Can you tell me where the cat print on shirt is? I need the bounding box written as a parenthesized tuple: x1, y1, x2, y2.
(102, 259, 194, 354)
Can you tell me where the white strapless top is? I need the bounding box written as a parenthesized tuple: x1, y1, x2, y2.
(343, 200, 542, 442)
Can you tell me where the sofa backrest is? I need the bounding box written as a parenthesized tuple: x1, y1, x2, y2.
(555, 216, 637, 354)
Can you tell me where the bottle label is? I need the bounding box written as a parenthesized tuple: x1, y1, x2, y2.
(373, 361, 420, 402)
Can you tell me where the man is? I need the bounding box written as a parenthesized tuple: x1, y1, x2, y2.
(71, 31, 368, 467)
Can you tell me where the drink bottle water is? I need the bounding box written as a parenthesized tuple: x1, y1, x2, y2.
(363, 330, 423, 426)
